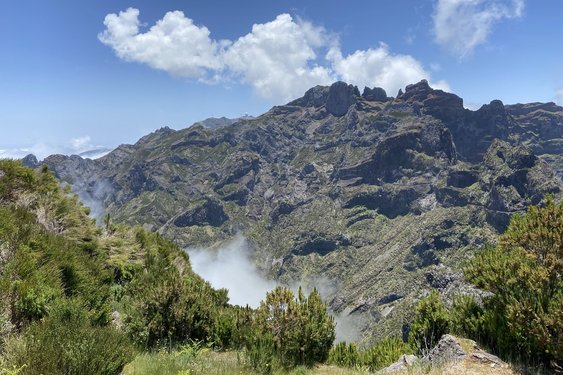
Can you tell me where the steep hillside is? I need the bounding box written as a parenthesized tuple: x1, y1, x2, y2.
(39, 80, 563, 341)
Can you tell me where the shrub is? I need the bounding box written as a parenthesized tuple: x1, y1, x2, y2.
(2, 300, 134, 375)
(408, 291, 450, 354)
(361, 337, 412, 371)
(328, 341, 360, 368)
(245, 287, 335, 372)
(462, 197, 562, 368)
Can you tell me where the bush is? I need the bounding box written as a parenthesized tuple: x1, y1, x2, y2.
(2, 300, 134, 375)
(245, 287, 335, 372)
(328, 341, 360, 368)
(122, 231, 230, 349)
(408, 291, 450, 354)
(361, 337, 412, 371)
(462, 197, 562, 367)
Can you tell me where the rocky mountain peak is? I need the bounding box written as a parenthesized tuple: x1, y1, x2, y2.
(326, 81, 361, 116)
(288, 81, 361, 117)
(361, 86, 389, 102)
(21, 154, 39, 168)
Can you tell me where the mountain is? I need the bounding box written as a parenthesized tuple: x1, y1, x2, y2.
(194, 115, 255, 130)
(40, 80, 563, 341)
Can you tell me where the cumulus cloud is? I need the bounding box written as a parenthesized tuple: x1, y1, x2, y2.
(224, 14, 335, 100)
(100, 8, 448, 101)
(99, 8, 225, 78)
(328, 43, 450, 96)
(433, 0, 525, 59)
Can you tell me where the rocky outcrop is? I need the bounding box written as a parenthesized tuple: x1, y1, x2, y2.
(380, 354, 418, 373)
(173, 198, 229, 227)
(21, 154, 39, 168)
(326, 81, 360, 116)
(362, 86, 389, 102)
(423, 334, 467, 365)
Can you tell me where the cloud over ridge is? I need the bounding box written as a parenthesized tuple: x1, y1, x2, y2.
(433, 0, 525, 59)
(100, 8, 447, 101)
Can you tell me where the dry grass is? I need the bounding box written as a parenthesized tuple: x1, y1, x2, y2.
(123, 346, 522, 375)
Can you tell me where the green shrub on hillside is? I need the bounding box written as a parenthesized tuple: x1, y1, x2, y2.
(328, 341, 360, 368)
(408, 291, 450, 354)
(2, 300, 134, 375)
(245, 287, 335, 372)
(462, 197, 563, 367)
(361, 337, 412, 371)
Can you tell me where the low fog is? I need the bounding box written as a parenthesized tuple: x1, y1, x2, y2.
(74, 179, 113, 223)
(187, 235, 276, 308)
(187, 235, 362, 343)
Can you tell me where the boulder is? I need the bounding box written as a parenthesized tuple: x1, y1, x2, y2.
(423, 334, 466, 366)
(379, 354, 418, 373)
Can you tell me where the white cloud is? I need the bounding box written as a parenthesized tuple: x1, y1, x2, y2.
(0, 136, 110, 161)
(556, 89, 563, 106)
(70, 136, 92, 151)
(187, 235, 276, 308)
(224, 14, 335, 101)
(433, 0, 525, 59)
(100, 8, 448, 101)
(328, 43, 450, 97)
(99, 8, 225, 78)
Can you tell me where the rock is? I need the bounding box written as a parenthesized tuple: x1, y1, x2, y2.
(292, 232, 351, 256)
(402, 79, 432, 101)
(326, 81, 360, 117)
(111, 310, 123, 328)
(288, 85, 330, 107)
(344, 186, 425, 219)
(423, 334, 466, 366)
(447, 170, 478, 188)
(173, 198, 229, 227)
(469, 351, 506, 366)
(362, 86, 388, 102)
(482, 140, 562, 231)
(379, 354, 418, 373)
(21, 154, 39, 168)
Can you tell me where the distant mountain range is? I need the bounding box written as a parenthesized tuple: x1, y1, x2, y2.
(37, 80, 563, 341)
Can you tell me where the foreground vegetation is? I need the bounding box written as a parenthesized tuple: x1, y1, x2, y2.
(0, 160, 561, 374)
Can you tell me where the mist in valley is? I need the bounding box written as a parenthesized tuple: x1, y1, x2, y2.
(186, 234, 361, 343)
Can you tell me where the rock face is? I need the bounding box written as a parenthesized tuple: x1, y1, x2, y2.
(40, 80, 563, 342)
(325, 81, 360, 116)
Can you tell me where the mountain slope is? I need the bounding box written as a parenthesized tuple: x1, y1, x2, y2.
(40, 80, 563, 341)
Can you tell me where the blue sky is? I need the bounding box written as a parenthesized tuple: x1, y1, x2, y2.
(1, 0, 562, 159)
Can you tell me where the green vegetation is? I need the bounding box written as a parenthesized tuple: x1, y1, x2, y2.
(404, 197, 562, 371)
(244, 287, 335, 372)
(0, 159, 560, 374)
(408, 291, 450, 353)
(461, 196, 562, 368)
(328, 337, 411, 372)
(0, 160, 340, 374)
